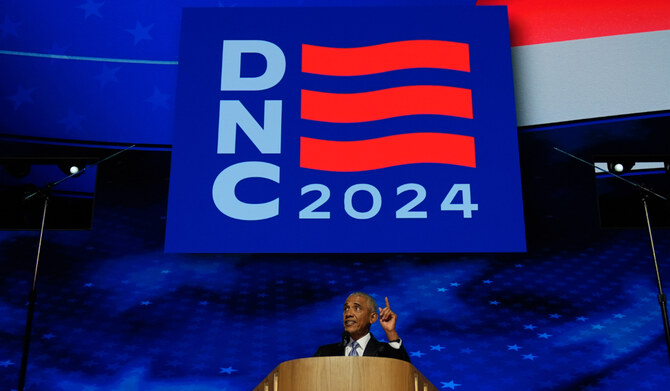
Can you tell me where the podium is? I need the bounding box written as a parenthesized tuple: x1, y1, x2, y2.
(253, 357, 437, 391)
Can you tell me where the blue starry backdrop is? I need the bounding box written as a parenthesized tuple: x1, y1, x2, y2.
(2, 1, 670, 390)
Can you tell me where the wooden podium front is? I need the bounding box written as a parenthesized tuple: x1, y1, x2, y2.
(253, 357, 437, 391)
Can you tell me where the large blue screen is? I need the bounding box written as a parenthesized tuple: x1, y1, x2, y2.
(165, 6, 526, 253)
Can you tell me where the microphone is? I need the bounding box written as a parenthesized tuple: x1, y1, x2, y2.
(341, 331, 351, 347)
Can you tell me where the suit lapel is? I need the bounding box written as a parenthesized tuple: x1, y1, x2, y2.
(362, 333, 382, 357)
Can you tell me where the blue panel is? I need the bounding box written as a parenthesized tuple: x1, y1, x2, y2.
(0, 0, 474, 145)
(166, 6, 525, 253)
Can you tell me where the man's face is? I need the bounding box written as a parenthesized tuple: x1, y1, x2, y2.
(343, 294, 377, 340)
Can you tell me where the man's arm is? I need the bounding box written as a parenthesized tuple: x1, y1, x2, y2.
(378, 297, 400, 341)
(378, 296, 411, 362)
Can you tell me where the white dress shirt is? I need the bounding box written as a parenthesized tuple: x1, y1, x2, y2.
(345, 333, 402, 356)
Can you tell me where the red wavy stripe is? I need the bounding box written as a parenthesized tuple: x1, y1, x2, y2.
(300, 133, 476, 172)
(302, 40, 470, 75)
(301, 86, 473, 123)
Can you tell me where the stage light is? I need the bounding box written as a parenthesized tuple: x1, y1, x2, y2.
(607, 161, 633, 174)
(58, 163, 84, 177)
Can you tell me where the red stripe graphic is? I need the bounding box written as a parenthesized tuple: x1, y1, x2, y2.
(302, 40, 470, 76)
(301, 86, 473, 123)
(476, 0, 670, 46)
(300, 133, 476, 172)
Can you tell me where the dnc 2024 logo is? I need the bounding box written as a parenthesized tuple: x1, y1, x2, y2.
(166, 6, 526, 253)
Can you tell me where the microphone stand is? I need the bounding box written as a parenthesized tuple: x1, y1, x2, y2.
(554, 147, 670, 365)
(17, 145, 135, 391)
(641, 193, 670, 364)
(17, 190, 49, 391)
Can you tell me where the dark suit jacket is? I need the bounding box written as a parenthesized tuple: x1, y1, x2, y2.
(314, 333, 411, 363)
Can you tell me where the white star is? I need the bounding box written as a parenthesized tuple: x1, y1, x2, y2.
(0, 16, 21, 38)
(219, 366, 238, 374)
(126, 20, 154, 45)
(59, 108, 86, 131)
(145, 86, 170, 110)
(7, 85, 35, 110)
(77, 0, 104, 19)
(440, 380, 461, 389)
(93, 65, 120, 88)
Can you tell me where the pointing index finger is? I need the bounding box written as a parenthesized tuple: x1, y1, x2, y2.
(385, 296, 391, 309)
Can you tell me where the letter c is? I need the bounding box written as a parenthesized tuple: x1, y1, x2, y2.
(212, 162, 279, 221)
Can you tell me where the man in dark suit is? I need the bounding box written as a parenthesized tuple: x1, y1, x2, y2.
(314, 292, 411, 362)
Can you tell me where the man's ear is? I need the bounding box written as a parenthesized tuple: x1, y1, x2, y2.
(370, 311, 378, 324)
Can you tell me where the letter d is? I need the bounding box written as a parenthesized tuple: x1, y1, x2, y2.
(221, 40, 286, 91)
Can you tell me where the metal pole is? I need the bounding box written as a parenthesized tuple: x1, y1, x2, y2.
(642, 196, 670, 364)
(17, 195, 48, 391)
